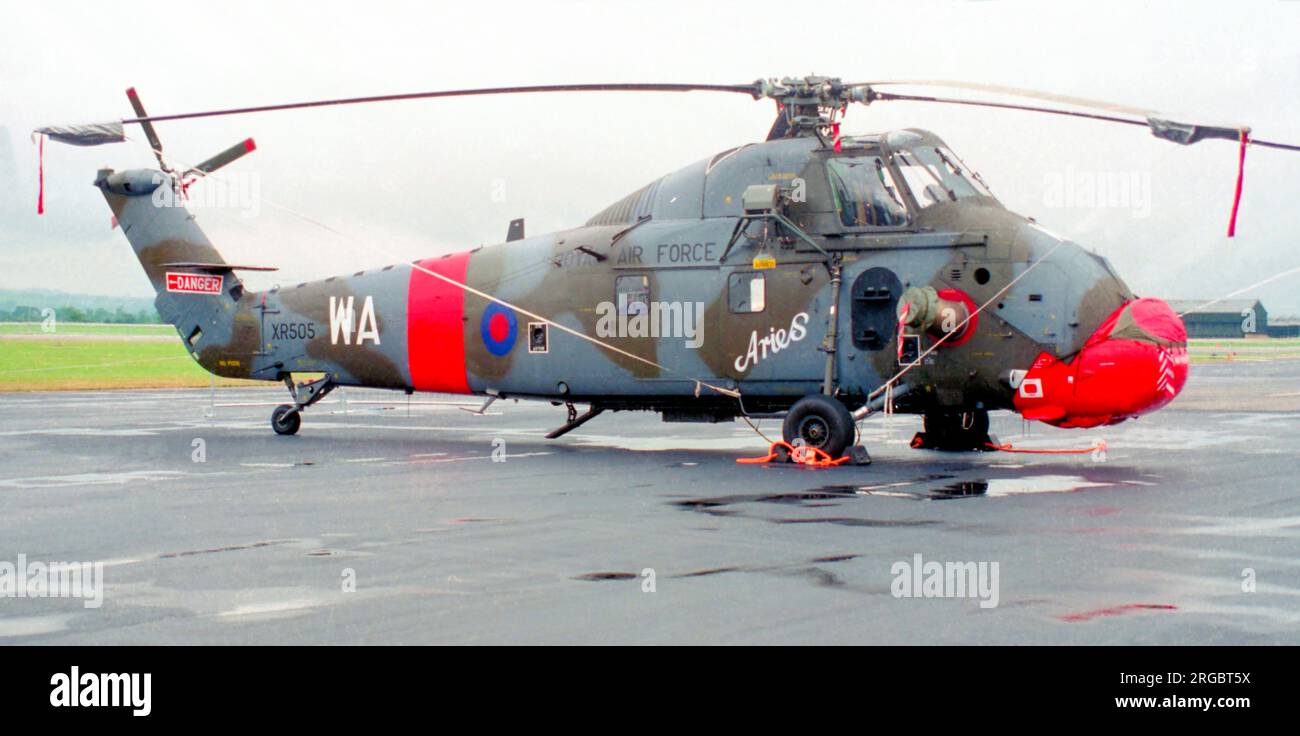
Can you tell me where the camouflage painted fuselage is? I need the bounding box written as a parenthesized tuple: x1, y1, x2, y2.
(98, 128, 1183, 424)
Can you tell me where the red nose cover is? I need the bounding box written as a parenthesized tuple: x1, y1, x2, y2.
(1012, 298, 1190, 428)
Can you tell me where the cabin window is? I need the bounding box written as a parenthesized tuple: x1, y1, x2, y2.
(728, 272, 766, 313)
(615, 274, 650, 316)
(826, 155, 909, 228)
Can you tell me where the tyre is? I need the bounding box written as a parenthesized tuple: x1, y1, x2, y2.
(271, 404, 301, 436)
(783, 394, 855, 459)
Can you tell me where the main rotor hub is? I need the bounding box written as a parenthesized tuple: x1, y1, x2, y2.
(754, 76, 874, 140)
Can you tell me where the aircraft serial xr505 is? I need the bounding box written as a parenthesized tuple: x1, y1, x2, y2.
(37, 77, 1300, 458)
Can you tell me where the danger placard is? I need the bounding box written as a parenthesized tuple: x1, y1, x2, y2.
(166, 272, 223, 295)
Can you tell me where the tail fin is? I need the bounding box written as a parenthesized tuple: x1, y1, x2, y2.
(96, 168, 258, 377)
(96, 168, 227, 288)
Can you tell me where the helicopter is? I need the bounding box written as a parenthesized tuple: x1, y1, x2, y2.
(33, 76, 1300, 459)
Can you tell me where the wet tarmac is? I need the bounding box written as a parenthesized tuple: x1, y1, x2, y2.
(1, 359, 1297, 644)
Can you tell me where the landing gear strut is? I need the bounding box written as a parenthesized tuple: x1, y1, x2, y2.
(271, 375, 335, 436)
(911, 410, 993, 451)
(545, 402, 604, 439)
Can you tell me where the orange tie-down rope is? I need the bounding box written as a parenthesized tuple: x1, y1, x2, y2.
(981, 439, 1106, 455)
(740, 438, 1103, 465)
(736, 441, 852, 467)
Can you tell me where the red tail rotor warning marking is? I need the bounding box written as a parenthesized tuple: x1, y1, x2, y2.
(407, 251, 472, 394)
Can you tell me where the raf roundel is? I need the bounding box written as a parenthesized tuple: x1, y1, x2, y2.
(480, 302, 518, 357)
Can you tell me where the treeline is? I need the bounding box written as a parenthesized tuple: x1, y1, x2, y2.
(0, 305, 163, 324)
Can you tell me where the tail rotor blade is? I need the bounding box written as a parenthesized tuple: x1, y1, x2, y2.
(125, 87, 167, 169)
(186, 138, 257, 177)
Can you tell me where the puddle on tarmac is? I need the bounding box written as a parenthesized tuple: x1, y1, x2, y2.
(669, 562, 855, 587)
(673, 566, 741, 578)
(812, 554, 859, 563)
(574, 571, 638, 582)
(672, 486, 860, 510)
(0, 469, 187, 489)
(0, 613, 77, 638)
(1057, 603, 1177, 622)
(672, 472, 1131, 513)
(934, 481, 990, 498)
(774, 517, 940, 528)
(578, 556, 878, 594)
(215, 598, 326, 620)
(795, 567, 845, 587)
(981, 476, 1114, 497)
(877, 475, 1117, 500)
(158, 540, 289, 559)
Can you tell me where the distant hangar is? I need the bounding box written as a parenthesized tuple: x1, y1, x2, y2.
(1165, 299, 1299, 338)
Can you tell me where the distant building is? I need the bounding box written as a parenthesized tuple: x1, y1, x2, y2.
(1164, 299, 1268, 339)
(1265, 317, 1300, 339)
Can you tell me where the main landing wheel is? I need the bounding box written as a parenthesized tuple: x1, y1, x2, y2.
(271, 404, 302, 436)
(783, 394, 855, 459)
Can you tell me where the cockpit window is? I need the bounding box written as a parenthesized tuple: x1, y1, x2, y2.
(933, 147, 993, 197)
(893, 146, 992, 208)
(826, 155, 910, 228)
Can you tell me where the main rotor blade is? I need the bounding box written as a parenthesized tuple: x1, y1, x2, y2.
(186, 138, 257, 177)
(869, 90, 1150, 129)
(120, 82, 761, 125)
(865, 89, 1300, 152)
(125, 87, 167, 169)
(856, 79, 1156, 117)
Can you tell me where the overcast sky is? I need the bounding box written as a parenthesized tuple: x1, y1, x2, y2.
(2, 0, 1298, 314)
